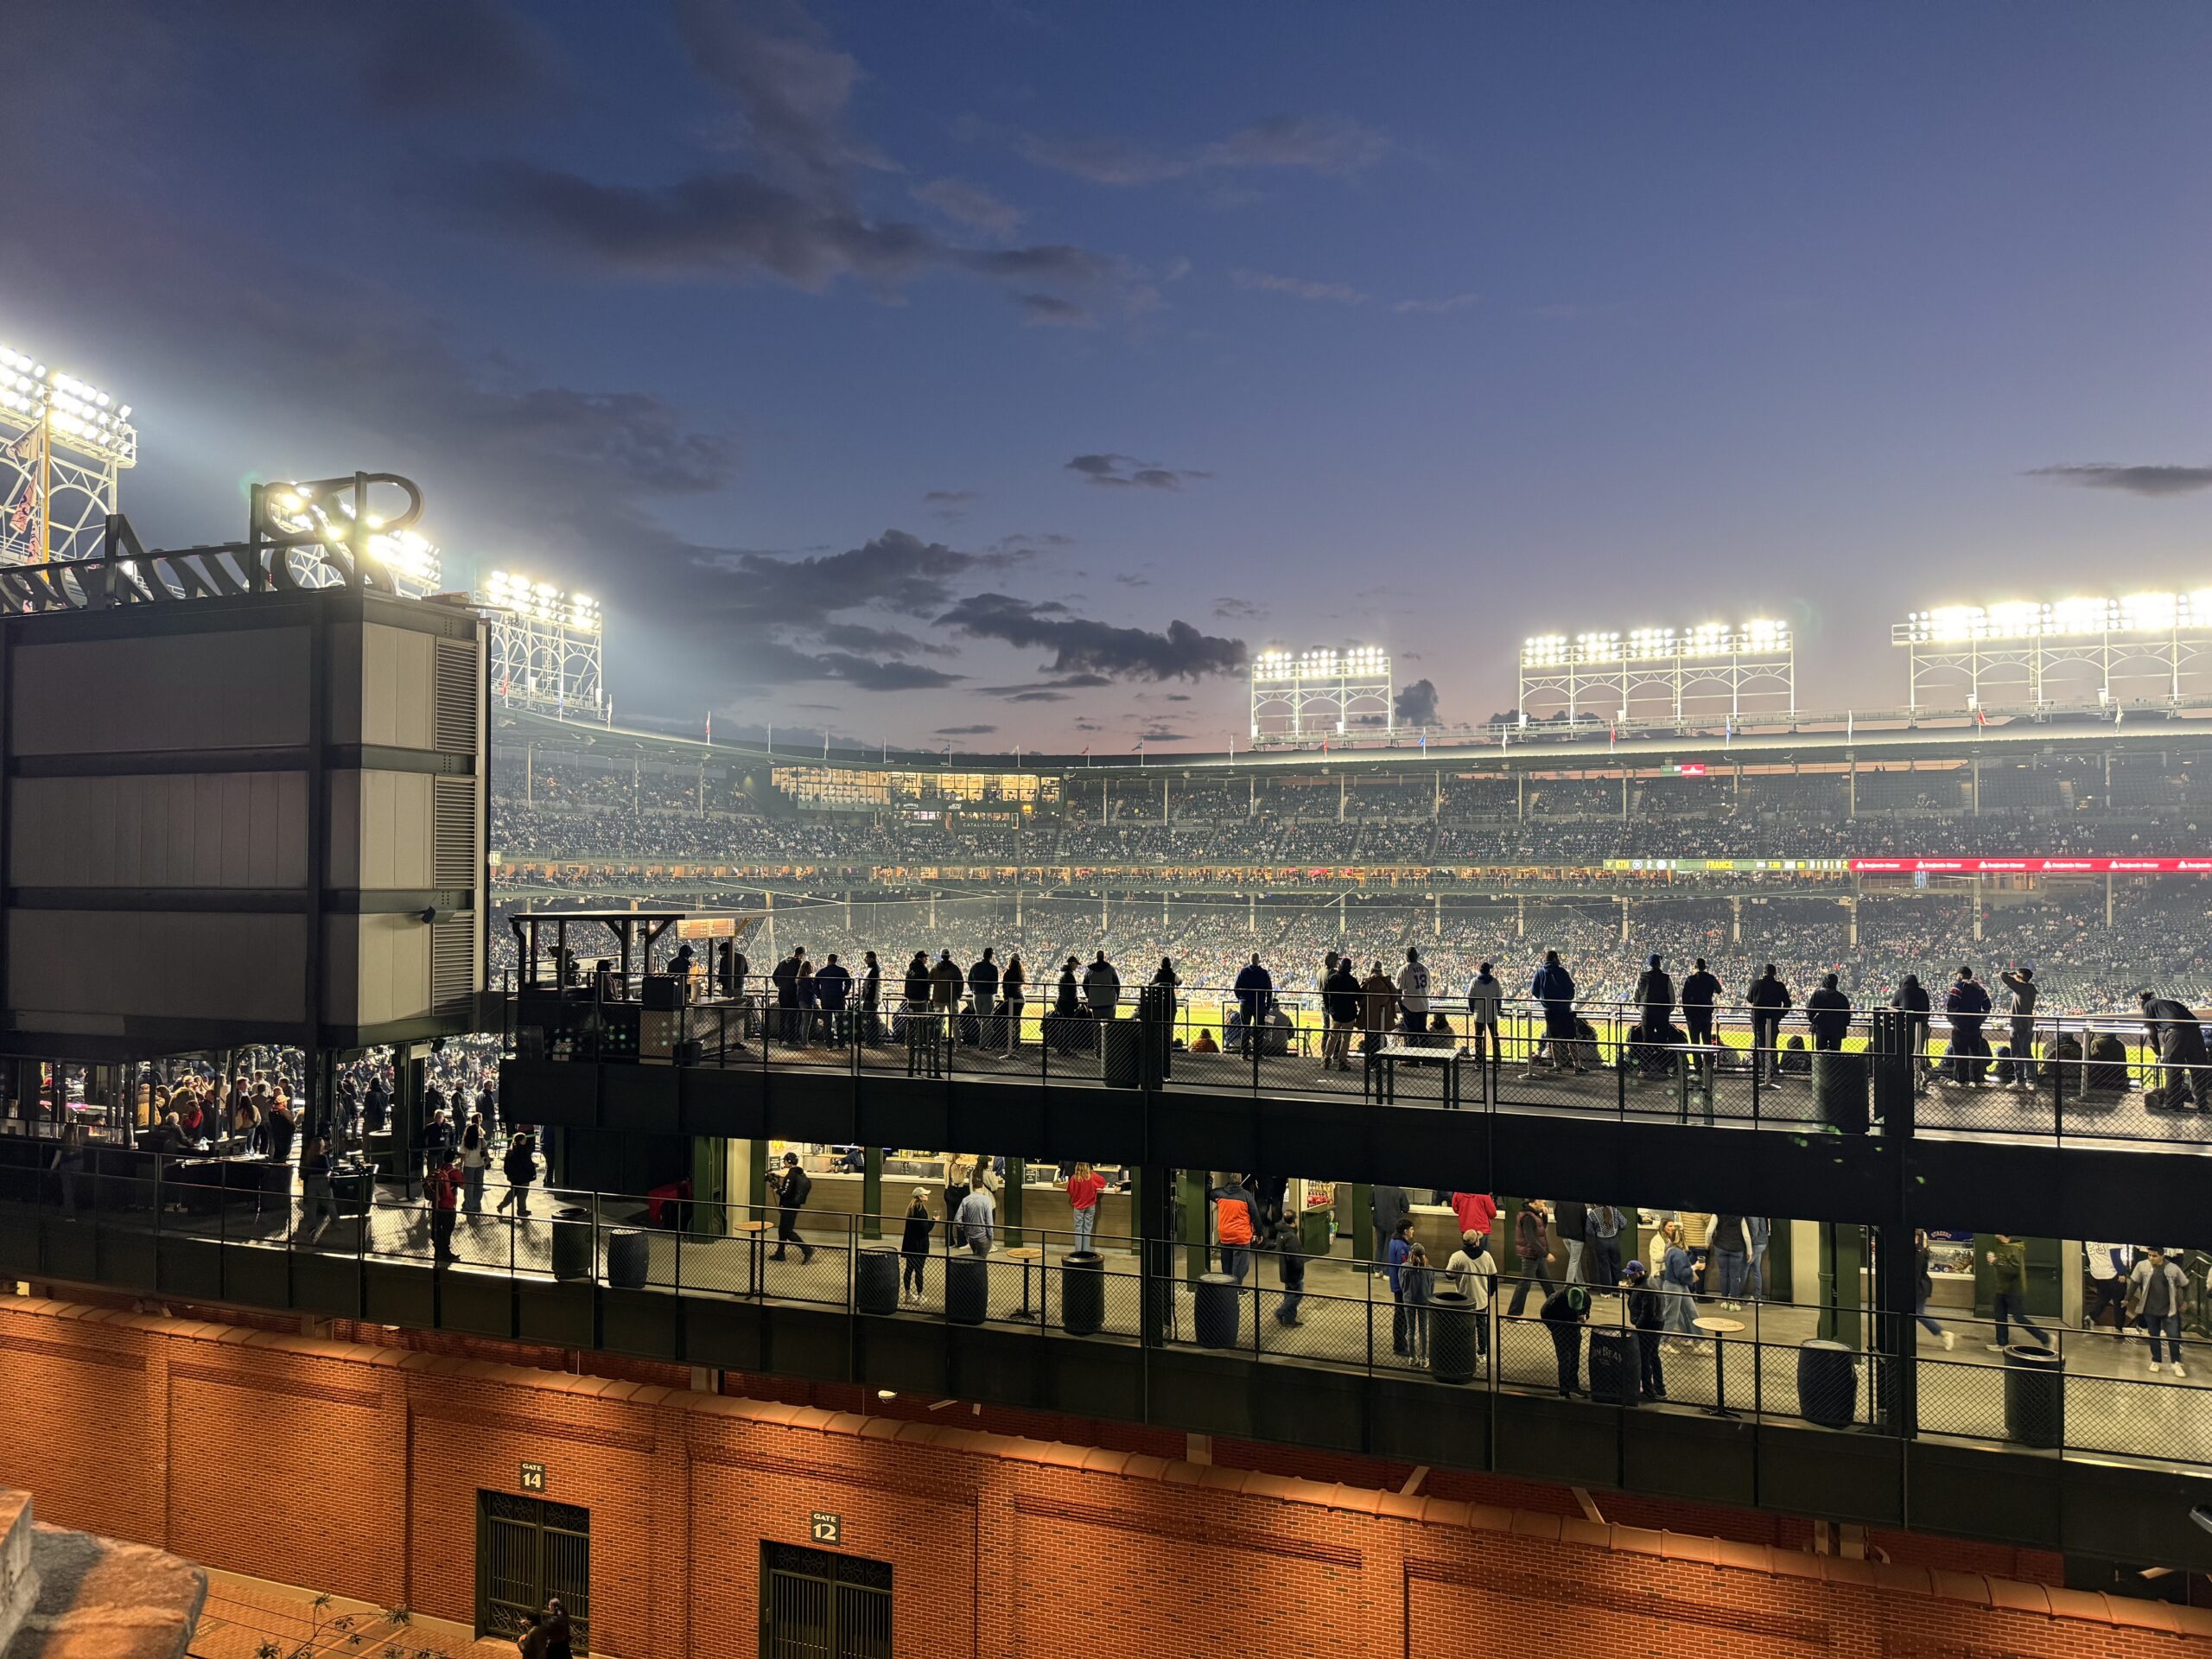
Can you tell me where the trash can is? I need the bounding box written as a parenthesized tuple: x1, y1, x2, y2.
(1796, 1338, 1856, 1428)
(947, 1253, 988, 1325)
(1588, 1329, 1639, 1406)
(1062, 1249, 1104, 1337)
(1429, 1289, 1475, 1384)
(1813, 1051, 1867, 1134)
(550, 1207, 594, 1282)
(1195, 1272, 1242, 1348)
(2003, 1343, 2064, 1449)
(856, 1247, 900, 1316)
(606, 1228, 648, 1290)
(1103, 1019, 1144, 1090)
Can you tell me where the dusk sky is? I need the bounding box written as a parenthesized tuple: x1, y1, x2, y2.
(7, 1, 2209, 750)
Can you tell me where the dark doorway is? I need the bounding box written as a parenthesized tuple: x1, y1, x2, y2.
(760, 1541, 892, 1658)
(478, 1491, 590, 1652)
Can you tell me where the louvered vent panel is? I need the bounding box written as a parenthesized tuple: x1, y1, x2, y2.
(430, 917, 476, 1015)
(432, 777, 477, 888)
(433, 639, 478, 753)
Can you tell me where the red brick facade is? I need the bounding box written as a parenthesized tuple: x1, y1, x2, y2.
(0, 1294, 2202, 1659)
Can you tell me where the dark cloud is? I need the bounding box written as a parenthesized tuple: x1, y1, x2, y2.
(1003, 690, 1068, 702)
(1136, 728, 1190, 743)
(363, 0, 560, 113)
(938, 594, 1247, 680)
(934, 723, 999, 735)
(671, 0, 877, 194)
(1065, 454, 1211, 490)
(448, 3, 1144, 321)
(912, 177, 1024, 238)
(1113, 573, 1151, 588)
(1394, 677, 1440, 727)
(1014, 113, 1387, 186)
(817, 621, 951, 657)
(1212, 596, 1266, 621)
(1164, 693, 1192, 702)
(924, 489, 981, 505)
(1015, 293, 1096, 328)
(2028, 463, 2212, 499)
(1232, 269, 1365, 305)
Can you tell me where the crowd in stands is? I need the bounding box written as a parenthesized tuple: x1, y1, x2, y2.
(493, 881, 2212, 1017)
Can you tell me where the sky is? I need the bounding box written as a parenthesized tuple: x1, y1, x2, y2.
(4, 0, 2209, 752)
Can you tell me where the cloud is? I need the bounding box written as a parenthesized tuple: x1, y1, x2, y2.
(817, 621, 952, 657)
(1015, 293, 1096, 328)
(912, 176, 1023, 238)
(2027, 462, 2212, 499)
(1163, 693, 1192, 702)
(924, 488, 980, 505)
(1065, 454, 1211, 490)
(977, 672, 1113, 702)
(1113, 573, 1151, 588)
(447, 2, 1147, 322)
(1212, 596, 1266, 621)
(1014, 113, 1387, 186)
(937, 593, 1247, 680)
(1233, 269, 1365, 305)
(1136, 728, 1190, 743)
(1394, 292, 1479, 315)
(1394, 678, 1440, 727)
(934, 724, 999, 736)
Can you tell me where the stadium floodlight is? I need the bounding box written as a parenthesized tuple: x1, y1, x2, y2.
(1895, 588, 2212, 710)
(1251, 642, 1393, 737)
(0, 340, 137, 466)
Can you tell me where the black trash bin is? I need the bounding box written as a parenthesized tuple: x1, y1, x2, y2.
(1813, 1052, 1867, 1134)
(1195, 1272, 1242, 1348)
(1588, 1330, 1639, 1405)
(856, 1247, 900, 1316)
(947, 1252, 988, 1325)
(1796, 1338, 1857, 1427)
(606, 1228, 648, 1290)
(1062, 1250, 1105, 1336)
(1103, 1019, 1144, 1090)
(1429, 1289, 1475, 1384)
(550, 1207, 594, 1282)
(2003, 1343, 2064, 1449)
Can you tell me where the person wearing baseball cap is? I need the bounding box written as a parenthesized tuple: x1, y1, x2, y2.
(1624, 1260, 1667, 1401)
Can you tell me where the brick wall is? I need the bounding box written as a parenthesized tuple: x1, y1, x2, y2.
(0, 1294, 2200, 1659)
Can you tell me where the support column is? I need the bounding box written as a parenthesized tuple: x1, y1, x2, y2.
(1338, 891, 1346, 935)
(1621, 769, 1629, 822)
(1433, 893, 1441, 938)
(1248, 893, 1256, 936)
(1338, 773, 1346, 823)
(1138, 1168, 1173, 1344)
(1972, 875, 1983, 941)
(1817, 1223, 1866, 1347)
(2106, 872, 2114, 928)
(1003, 1156, 1025, 1248)
(1516, 896, 1525, 938)
(1516, 773, 1525, 823)
(1971, 755, 1981, 816)
(1179, 1168, 1209, 1285)
(1847, 753, 1857, 817)
(861, 1147, 882, 1241)
(1731, 895, 1742, 944)
(1102, 893, 1109, 931)
(929, 892, 937, 929)
(1847, 896, 1859, 949)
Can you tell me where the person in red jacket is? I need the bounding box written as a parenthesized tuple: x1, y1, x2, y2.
(1450, 1191, 1497, 1243)
(425, 1150, 462, 1262)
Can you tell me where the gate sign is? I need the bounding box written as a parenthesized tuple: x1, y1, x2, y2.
(810, 1511, 842, 1545)
(520, 1462, 546, 1492)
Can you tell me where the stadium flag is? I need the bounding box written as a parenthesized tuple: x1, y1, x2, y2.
(8, 485, 32, 537)
(1846, 710, 1853, 741)
(2114, 707, 2125, 728)
(704, 710, 711, 742)
(1419, 730, 1427, 752)
(1974, 707, 1987, 728)
(1608, 719, 1616, 753)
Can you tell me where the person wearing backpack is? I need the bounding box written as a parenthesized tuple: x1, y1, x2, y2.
(1210, 1174, 1261, 1283)
(497, 1128, 537, 1218)
(768, 1151, 815, 1263)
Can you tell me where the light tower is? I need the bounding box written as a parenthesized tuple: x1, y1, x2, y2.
(0, 339, 137, 567)
(1517, 620, 1794, 724)
(1891, 592, 2212, 712)
(1249, 645, 1393, 738)
(481, 570, 606, 719)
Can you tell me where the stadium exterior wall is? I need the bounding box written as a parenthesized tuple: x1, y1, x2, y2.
(0, 1294, 2206, 1658)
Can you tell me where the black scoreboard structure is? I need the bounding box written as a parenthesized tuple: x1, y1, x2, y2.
(0, 473, 487, 1072)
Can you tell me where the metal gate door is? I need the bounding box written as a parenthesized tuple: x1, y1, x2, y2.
(761, 1541, 891, 1659)
(478, 1491, 591, 1653)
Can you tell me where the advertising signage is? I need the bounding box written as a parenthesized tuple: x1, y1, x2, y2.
(1848, 857, 2212, 874)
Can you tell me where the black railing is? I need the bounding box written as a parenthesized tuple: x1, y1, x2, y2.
(500, 976, 2212, 1150)
(1, 1163, 2197, 1465)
